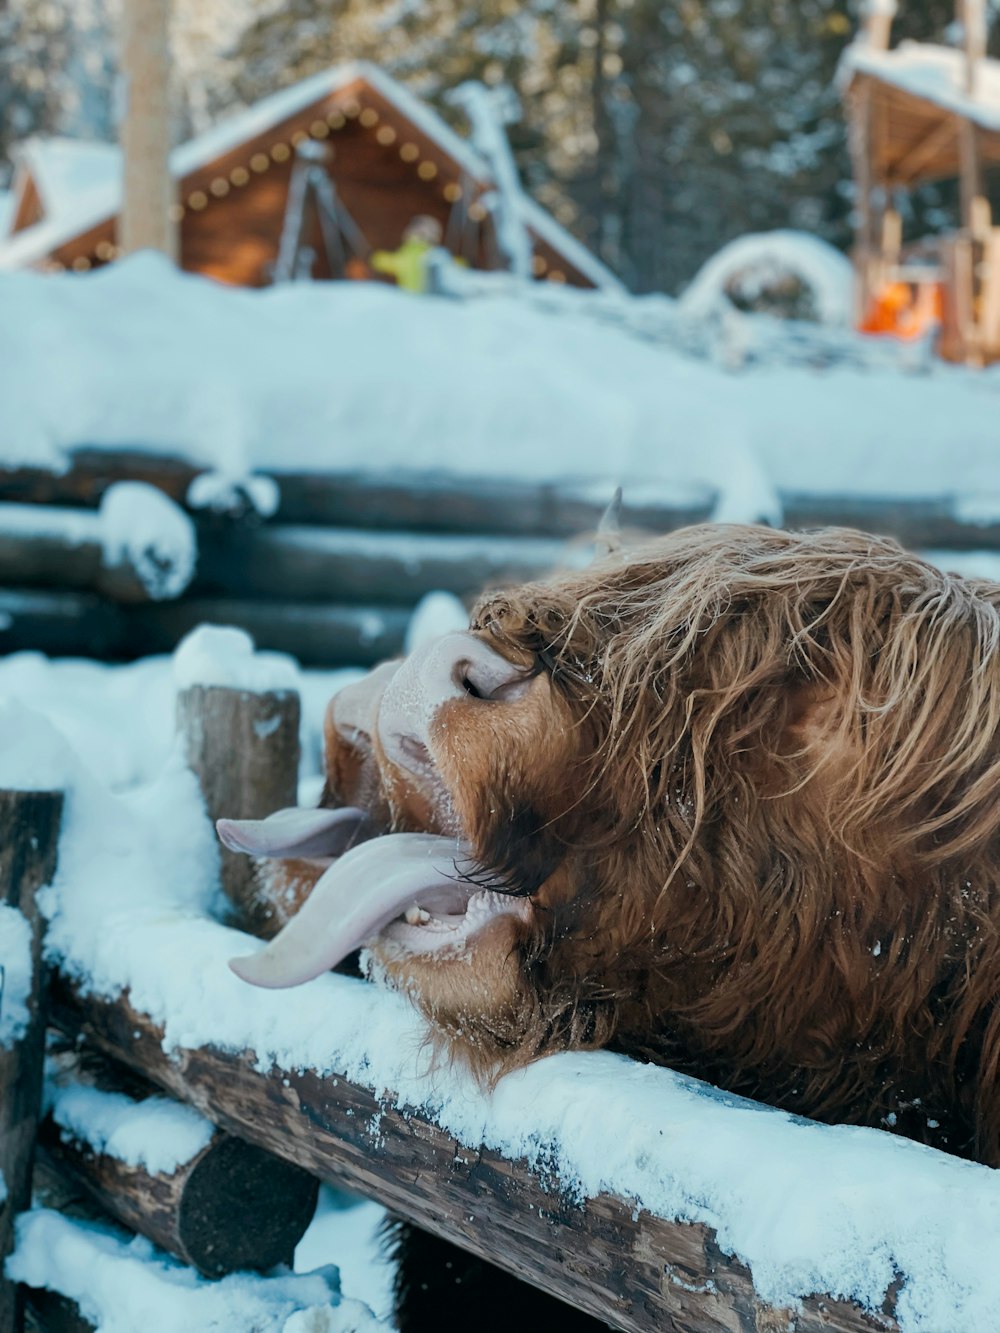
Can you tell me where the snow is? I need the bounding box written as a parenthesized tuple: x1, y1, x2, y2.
(14, 138, 122, 225)
(0, 904, 33, 1048)
(295, 1190, 395, 1324)
(0, 63, 619, 292)
(186, 469, 281, 519)
(841, 41, 1000, 132)
(98, 482, 197, 601)
(172, 625, 300, 693)
(0, 632, 996, 1331)
(679, 230, 855, 327)
(7, 1211, 386, 1332)
(47, 1075, 215, 1174)
(3, 255, 1000, 511)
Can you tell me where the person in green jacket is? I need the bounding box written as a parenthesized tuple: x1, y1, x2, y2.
(371, 215, 444, 293)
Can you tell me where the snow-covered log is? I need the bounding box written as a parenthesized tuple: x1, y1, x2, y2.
(0, 790, 63, 1333)
(0, 489, 196, 604)
(38, 1067, 319, 1277)
(48, 977, 891, 1333)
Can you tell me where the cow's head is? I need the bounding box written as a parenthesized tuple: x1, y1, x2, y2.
(222, 525, 1000, 1112)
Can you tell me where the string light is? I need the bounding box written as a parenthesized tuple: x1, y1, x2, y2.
(311, 119, 330, 138)
(532, 253, 548, 276)
(188, 190, 208, 210)
(359, 107, 379, 127)
(95, 240, 115, 261)
(443, 182, 463, 203)
(291, 130, 307, 147)
(548, 269, 567, 283)
(271, 142, 291, 162)
(72, 256, 91, 271)
(326, 109, 346, 129)
(376, 125, 397, 146)
(167, 202, 185, 222)
(400, 142, 419, 162)
(210, 177, 230, 197)
(468, 200, 488, 222)
(250, 153, 270, 173)
(417, 160, 438, 180)
(230, 166, 250, 187)
(343, 99, 361, 119)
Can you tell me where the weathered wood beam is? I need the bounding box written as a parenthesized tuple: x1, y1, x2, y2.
(176, 685, 301, 932)
(194, 524, 567, 605)
(0, 792, 63, 1333)
(129, 597, 410, 667)
(0, 506, 175, 603)
(51, 980, 896, 1333)
(0, 589, 125, 661)
(0, 454, 714, 537)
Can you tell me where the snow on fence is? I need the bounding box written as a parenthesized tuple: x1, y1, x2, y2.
(7, 664, 1000, 1332)
(1, 451, 1000, 669)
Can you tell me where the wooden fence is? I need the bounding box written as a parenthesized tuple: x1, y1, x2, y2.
(0, 449, 997, 667)
(0, 676, 896, 1333)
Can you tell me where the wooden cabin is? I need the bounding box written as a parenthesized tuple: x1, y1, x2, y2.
(841, 1, 1000, 364)
(0, 62, 618, 292)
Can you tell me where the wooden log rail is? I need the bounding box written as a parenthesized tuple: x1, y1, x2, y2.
(49, 978, 893, 1333)
(0, 449, 998, 551)
(0, 791, 63, 1333)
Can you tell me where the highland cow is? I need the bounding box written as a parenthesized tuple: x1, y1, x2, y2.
(221, 523, 1000, 1326)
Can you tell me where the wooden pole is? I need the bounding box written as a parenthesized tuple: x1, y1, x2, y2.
(0, 791, 63, 1333)
(176, 685, 301, 934)
(51, 979, 897, 1333)
(119, 0, 177, 259)
(862, 0, 897, 50)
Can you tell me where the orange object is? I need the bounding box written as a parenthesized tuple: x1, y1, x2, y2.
(861, 280, 943, 340)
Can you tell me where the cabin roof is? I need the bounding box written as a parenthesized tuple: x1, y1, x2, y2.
(0, 61, 621, 290)
(840, 40, 1000, 184)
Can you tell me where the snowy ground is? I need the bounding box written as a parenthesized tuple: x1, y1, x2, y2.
(2, 256, 1000, 528)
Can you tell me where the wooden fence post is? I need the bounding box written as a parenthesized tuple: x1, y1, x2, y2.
(176, 687, 300, 935)
(0, 791, 63, 1333)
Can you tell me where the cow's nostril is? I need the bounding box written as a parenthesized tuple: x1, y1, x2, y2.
(455, 661, 485, 699)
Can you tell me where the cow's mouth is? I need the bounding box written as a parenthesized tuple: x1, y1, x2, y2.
(220, 811, 527, 988)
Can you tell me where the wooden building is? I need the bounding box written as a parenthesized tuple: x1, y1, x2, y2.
(0, 62, 618, 292)
(841, 2, 1000, 363)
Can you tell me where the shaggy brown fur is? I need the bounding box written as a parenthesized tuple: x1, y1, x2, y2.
(323, 523, 1000, 1165)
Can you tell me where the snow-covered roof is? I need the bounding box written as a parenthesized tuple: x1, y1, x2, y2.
(14, 137, 121, 222)
(841, 40, 1000, 133)
(0, 62, 620, 290)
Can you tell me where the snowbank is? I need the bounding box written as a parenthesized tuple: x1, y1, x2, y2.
(2, 255, 999, 510)
(679, 230, 854, 326)
(7, 1210, 385, 1333)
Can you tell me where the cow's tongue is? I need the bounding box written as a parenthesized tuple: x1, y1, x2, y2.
(217, 805, 370, 859)
(228, 833, 481, 989)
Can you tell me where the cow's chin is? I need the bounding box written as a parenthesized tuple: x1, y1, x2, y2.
(364, 909, 534, 1064)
